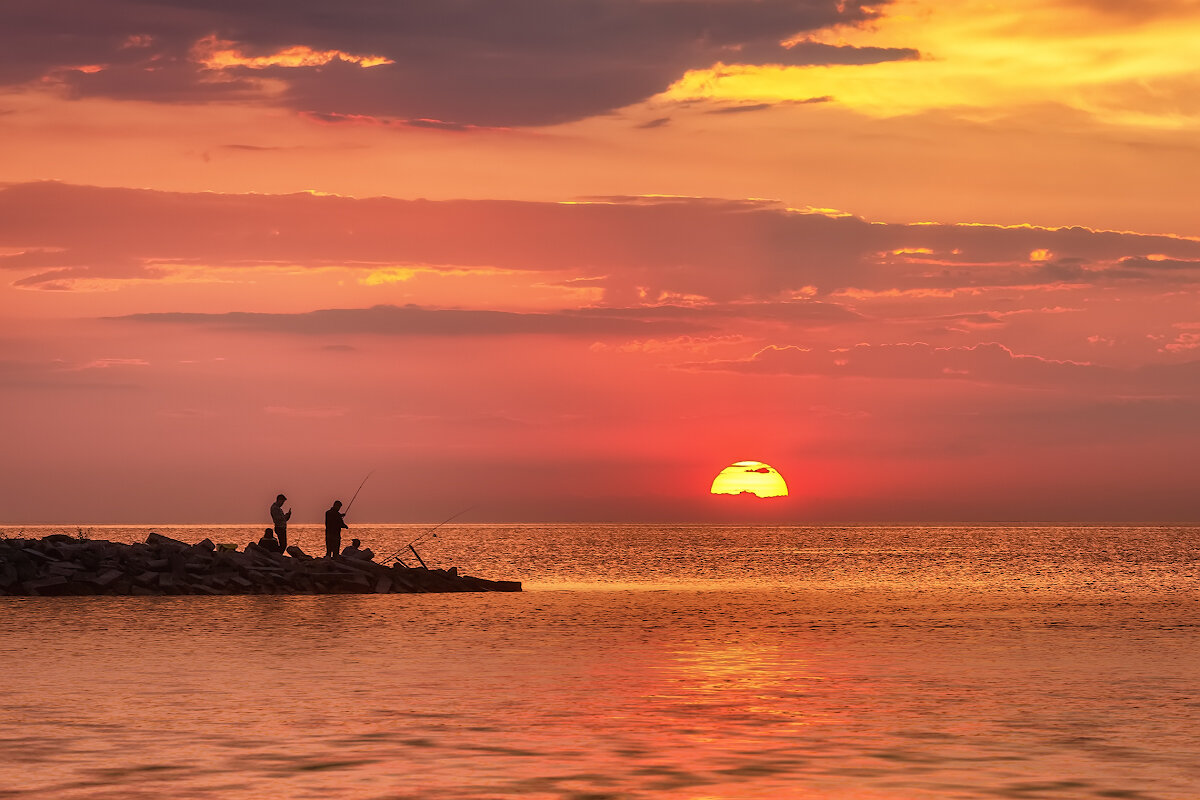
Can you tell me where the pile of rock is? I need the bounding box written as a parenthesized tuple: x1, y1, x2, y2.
(0, 533, 521, 596)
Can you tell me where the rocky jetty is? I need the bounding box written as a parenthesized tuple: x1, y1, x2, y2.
(0, 533, 521, 596)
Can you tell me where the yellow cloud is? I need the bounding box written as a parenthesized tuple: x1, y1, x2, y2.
(660, 0, 1200, 129)
(360, 268, 418, 286)
(194, 36, 393, 70)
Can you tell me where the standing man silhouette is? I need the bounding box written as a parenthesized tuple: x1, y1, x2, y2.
(270, 494, 292, 551)
(325, 500, 348, 558)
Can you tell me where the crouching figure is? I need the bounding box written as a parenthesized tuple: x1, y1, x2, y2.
(341, 538, 375, 561)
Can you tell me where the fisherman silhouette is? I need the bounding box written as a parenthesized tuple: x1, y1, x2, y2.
(325, 500, 348, 558)
(270, 494, 292, 550)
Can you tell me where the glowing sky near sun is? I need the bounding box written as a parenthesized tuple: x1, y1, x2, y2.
(2, 0, 1199, 523)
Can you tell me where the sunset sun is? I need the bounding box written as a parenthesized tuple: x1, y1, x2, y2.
(710, 460, 789, 499)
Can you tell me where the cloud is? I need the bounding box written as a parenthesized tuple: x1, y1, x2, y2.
(689, 341, 1200, 396)
(0, 359, 142, 390)
(4, 182, 1200, 302)
(0, 0, 914, 127)
(636, 117, 672, 129)
(571, 300, 861, 324)
(110, 304, 714, 338)
(705, 103, 775, 115)
(219, 144, 286, 152)
(702, 96, 834, 114)
(75, 358, 150, 370)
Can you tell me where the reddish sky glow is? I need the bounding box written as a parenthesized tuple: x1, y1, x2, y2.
(3, 0, 1199, 523)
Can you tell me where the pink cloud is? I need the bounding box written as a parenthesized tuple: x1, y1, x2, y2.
(4, 183, 1200, 302)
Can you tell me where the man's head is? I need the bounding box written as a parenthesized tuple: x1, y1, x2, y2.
(332, 500, 342, 510)
(264, 528, 274, 536)
(275, 494, 286, 504)
(351, 538, 361, 548)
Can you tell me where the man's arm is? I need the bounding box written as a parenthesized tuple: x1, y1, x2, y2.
(284, 509, 292, 521)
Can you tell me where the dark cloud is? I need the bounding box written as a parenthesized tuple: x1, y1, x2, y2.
(219, 143, 285, 151)
(5, 182, 1200, 301)
(706, 103, 775, 115)
(636, 117, 672, 129)
(1115, 256, 1200, 271)
(110, 304, 713, 338)
(702, 96, 832, 114)
(400, 118, 499, 132)
(1, 0, 914, 127)
(763, 41, 918, 66)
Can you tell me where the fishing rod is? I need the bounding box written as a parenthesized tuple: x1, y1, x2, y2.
(381, 505, 476, 566)
(408, 504, 476, 547)
(342, 469, 375, 515)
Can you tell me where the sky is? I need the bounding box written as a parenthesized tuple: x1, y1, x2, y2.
(3, 0, 1200, 524)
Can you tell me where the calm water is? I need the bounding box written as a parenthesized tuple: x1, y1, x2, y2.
(1, 525, 1197, 799)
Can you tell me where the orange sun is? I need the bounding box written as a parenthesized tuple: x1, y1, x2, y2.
(710, 460, 789, 498)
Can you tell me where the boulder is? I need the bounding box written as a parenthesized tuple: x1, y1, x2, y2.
(147, 532, 190, 549)
(23, 575, 70, 595)
(7, 534, 520, 595)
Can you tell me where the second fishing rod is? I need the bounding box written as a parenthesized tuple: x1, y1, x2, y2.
(380, 505, 477, 567)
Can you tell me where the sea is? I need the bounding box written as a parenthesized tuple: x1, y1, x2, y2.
(0, 524, 1197, 800)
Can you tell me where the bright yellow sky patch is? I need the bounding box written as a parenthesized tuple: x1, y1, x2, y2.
(661, 0, 1200, 130)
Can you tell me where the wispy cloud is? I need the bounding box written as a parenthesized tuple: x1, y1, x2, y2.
(110, 304, 713, 338)
(5, 183, 1200, 301)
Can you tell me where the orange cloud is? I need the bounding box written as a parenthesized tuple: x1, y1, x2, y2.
(193, 36, 393, 70)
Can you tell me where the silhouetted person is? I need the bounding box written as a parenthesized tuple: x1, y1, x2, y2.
(325, 500, 348, 558)
(270, 494, 292, 550)
(258, 527, 283, 553)
(342, 538, 374, 561)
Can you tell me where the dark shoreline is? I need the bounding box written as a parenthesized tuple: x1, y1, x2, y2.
(0, 533, 521, 596)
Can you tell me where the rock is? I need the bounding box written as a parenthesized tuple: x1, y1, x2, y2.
(93, 569, 123, 588)
(23, 575, 70, 595)
(147, 532, 190, 549)
(7, 534, 520, 596)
